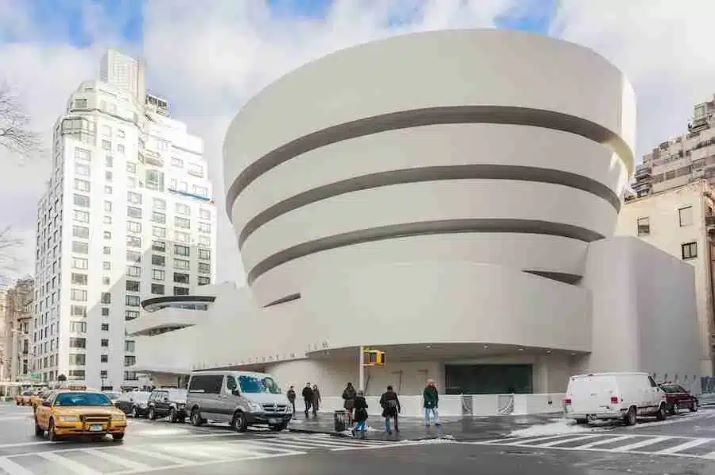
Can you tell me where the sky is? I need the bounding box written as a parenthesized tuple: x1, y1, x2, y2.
(1, 0, 714, 284)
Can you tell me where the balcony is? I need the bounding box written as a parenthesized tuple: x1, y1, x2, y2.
(634, 165, 652, 179)
(143, 149, 164, 167)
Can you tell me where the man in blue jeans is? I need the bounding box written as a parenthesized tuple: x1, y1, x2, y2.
(423, 379, 440, 427)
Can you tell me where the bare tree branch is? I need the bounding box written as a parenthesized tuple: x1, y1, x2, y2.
(0, 226, 23, 273)
(0, 82, 40, 156)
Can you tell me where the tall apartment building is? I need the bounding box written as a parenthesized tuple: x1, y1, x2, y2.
(617, 181, 715, 379)
(33, 50, 216, 390)
(0, 279, 34, 382)
(633, 95, 715, 197)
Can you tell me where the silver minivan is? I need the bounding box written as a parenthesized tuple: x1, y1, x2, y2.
(186, 370, 291, 431)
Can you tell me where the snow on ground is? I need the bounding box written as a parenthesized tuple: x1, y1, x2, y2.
(508, 418, 607, 438)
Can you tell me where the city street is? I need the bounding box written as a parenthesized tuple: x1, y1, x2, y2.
(2, 402, 715, 474)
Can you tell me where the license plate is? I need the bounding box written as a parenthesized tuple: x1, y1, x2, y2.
(89, 424, 104, 432)
(268, 418, 279, 424)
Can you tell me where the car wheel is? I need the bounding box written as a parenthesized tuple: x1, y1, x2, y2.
(690, 400, 698, 412)
(656, 403, 667, 421)
(191, 408, 204, 427)
(34, 419, 44, 437)
(130, 406, 138, 418)
(669, 402, 678, 415)
(624, 406, 637, 426)
(48, 419, 59, 442)
(169, 407, 177, 423)
(148, 407, 156, 420)
(574, 418, 588, 424)
(231, 412, 248, 432)
(112, 433, 125, 441)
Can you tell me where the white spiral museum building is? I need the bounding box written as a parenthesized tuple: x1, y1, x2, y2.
(132, 30, 701, 397)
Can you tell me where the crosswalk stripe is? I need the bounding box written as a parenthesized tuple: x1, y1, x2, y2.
(505, 434, 580, 446)
(248, 439, 341, 450)
(280, 437, 383, 448)
(656, 438, 711, 455)
(35, 451, 101, 475)
(120, 446, 192, 465)
(577, 435, 635, 448)
(0, 457, 34, 475)
(535, 434, 603, 447)
(233, 440, 323, 452)
(703, 451, 715, 460)
(84, 448, 152, 471)
(612, 436, 670, 452)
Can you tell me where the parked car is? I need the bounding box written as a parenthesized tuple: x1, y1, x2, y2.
(115, 391, 151, 418)
(17, 390, 34, 406)
(30, 389, 51, 412)
(564, 372, 667, 426)
(34, 390, 126, 441)
(147, 388, 188, 422)
(103, 392, 121, 406)
(186, 370, 292, 432)
(659, 383, 699, 414)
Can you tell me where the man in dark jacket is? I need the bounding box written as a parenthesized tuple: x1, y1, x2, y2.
(423, 379, 440, 427)
(286, 386, 296, 415)
(379, 385, 401, 434)
(301, 383, 314, 417)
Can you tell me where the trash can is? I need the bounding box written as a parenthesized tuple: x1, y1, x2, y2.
(334, 410, 348, 432)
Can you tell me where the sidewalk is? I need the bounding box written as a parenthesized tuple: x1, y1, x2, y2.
(287, 411, 556, 442)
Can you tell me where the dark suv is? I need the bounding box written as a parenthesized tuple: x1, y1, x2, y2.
(147, 388, 188, 423)
(659, 383, 698, 414)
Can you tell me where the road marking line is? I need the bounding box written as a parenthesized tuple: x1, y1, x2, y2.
(656, 438, 711, 454)
(0, 441, 55, 449)
(120, 446, 192, 465)
(703, 451, 715, 460)
(535, 434, 604, 447)
(35, 451, 101, 475)
(280, 437, 384, 448)
(504, 434, 584, 446)
(231, 440, 321, 452)
(578, 435, 635, 448)
(0, 457, 34, 475)
(84, 448, 152, 471)
(114, 452, 300, 475)
(610, 436, 670, 452)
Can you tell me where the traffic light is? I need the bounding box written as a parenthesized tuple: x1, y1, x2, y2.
(363, 349, 386, 366)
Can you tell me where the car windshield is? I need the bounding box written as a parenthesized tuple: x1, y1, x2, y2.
(238, 375, 281, 394)
(660, 384, 680, 393)
(22, 391, 32, 396)
(104, 392, 120, 399)
(54, 392, 112, 407)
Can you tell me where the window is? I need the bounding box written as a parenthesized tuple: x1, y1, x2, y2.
(105, 156, 113, 167)
(117, 144, 125, 154)
(146, 169, 164, 191)
(151, 283, 165, 295)
(127, 235, 142, 248)
(103, 261, 111, 270)
(125, 340, 135, 352)
(101, 307, 109, 316)
(73, 210, 89, 223)
(71, 273, 87, 285)
(152, 226, 166, 238)
(152, 255, 165, 266)
(175, 203, 190, 216)
(70, 289, 87, 301)
(174, 259, 190, 270)
(126, 162, 136, 173)
(128, 192, 142, 204)
(101, 323, 109, 331)
(68, 370, 85, 379)
(103, 231, 112, 239)
(198, 276, 210, 286)
(199, 262, 211, 274)
(105, 185, 112, 194)
(127, 177, 135, 188)
(69, 354, 86, 365)
(69, 337, 86, 349)
(175, 231, 190, 243)
(188, 374, 223, 394)
(73, 98, 87, 109)
(171, 157, 183, 167)
(126, 280, 140, 292)
(103, 246, 111, 255)
(72, 258, 88, 270)
(198, 248, 210, 260)
(124, 356, 136, 367)
(174, 286, 190, 296)
(69, 322, 86, 333)
(125, 310, 139, 320)
(198, 222, 211, 233)
(127, 250, 141, 263)
(101, 355, 108, 363)
(127, 266, 141, 277)
(100, 371, 108, 380)
(75, 148, 91, 162)
(105, 170, 113, 181)
(152, 198, 166, 210)
(75, 163, 90, 177)
(103, 215, 112, 224)
(74, 179, 90, 192)
(152, 211, 166, 224)
(679, 206, 693, 227)
(175, 217, 190, 229)
(198, 236, 211, 247)
(102, 140, 111, 151)
(71, 241, 88, 254)
(73, 225, 89, 239)
(187, 163, 204, 177)
(152, 240, 166, 252)
(174, 245, 190, 257)
(101, 339, 109, 347)
(682, 241, 698, 259)
(199, 209, 211, 220)
(173, 273, 189, 284)
(152, 269, 165, 281)
(126, 295, 140, 307)
(127, 221, 142, 233)
(73, 194, 90, 207)
(101, 292, 111, 304)
(70, 305, 86, 317)
(117, 129, 125, 138)
(127, 206, 142, 219)
(103, 276, 110, 285)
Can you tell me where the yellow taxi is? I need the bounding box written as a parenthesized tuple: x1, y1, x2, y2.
(16, 390, 34, 406)
(30, 389, 50, 411)
(34, 390, 127, 441)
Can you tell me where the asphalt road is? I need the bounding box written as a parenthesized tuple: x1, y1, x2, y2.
(1, 402, 714, 474)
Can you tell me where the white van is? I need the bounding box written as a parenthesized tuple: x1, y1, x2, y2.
(186, 371, 291, 431)
(564, 372, 667, 426)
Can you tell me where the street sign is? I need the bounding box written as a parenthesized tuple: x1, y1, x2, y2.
(30, 372, 41, 381)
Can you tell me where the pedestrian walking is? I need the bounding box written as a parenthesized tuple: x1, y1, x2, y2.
(342, 382, 357, 422)
(311, 384, 321, 416)
(286, 386, 296, 415)
(302, 382, 314, 417)
(423, 379, 441, 427)
(379, 385, 401, 434)
(353, 390, 369, 439)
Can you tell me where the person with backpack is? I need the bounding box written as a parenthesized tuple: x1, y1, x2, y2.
(423, 379, 441, 427)
(286, 386, 296, 415)
(352, 390, 369, 439)
(301, 382, 314, 417)
(379, 385, 401, 434)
